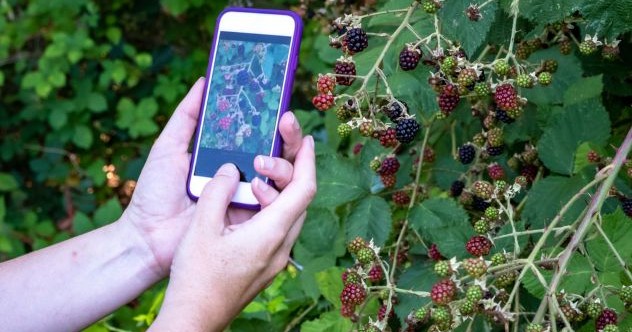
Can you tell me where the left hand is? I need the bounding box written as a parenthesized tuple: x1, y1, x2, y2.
(121, 78, 305, 278)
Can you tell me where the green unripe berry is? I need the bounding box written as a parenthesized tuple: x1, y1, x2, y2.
(369, 158, 381, 172)
(466, 285, 483, 302)
(620, 285, 632, 303)
(415, 307, 429, 321)
(459, 299, 476, 315)
(603, 324, 620, 332)
(337, 123, 352, 139)
(484, 207, 499, 220)
(586, 301, 603, 318)
(493, 60, 510, 76)
(474, 82, 491, 97)
(538, 72, 552, 86)
(526, 323, 544, 332)
(356, 247, 375, 265)
(516, 73, 534, 88)
(474, 219, 490, 234)
(432, 306, 451, 323)
(491, 252, 506, 266)
(434, 260, 452, 277)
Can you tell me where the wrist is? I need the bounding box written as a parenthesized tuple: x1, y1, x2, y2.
(114, 213, 167, 282)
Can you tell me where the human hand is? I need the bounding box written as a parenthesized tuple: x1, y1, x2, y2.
(150, 134, 316, 331)
(121, 78, 307, 278)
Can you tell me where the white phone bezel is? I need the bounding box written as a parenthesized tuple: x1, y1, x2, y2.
(189, 11, 297, 205)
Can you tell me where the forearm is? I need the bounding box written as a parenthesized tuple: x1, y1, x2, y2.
(0, 217, 162, 332)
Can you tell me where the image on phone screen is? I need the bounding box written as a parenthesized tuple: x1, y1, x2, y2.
(194, 31, 291, 181)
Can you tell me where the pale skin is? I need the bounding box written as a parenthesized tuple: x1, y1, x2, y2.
(0, 78, 316, 332)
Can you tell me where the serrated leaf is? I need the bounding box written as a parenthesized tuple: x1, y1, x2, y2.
(518, 0, 581, 24)
(72, 125, 93, 149)
(93, 198, 123, 227)
(438, 0, 498, 55)
(395, 261, 435, 322)
(537, 98, 610, 175)
(389, 71, 436, 119)
(410, 198, 473, 258)
(298, 253, 336, 301)
(298, 208, 339, 256)
(315, 267, 345, 308)
(346, 195, 391, 247)
(523, 253, 592, 298)
(586, 209, 632, 271)
(563, 75, 603, 106)
(522, 175, 590, 229)
(300, 310, 352, 332)
(312, 154, 368, 208)
(581, 0, 632, 40)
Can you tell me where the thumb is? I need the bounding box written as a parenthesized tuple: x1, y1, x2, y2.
(194, 163, 240, 234)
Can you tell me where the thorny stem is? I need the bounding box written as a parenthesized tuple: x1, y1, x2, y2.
(358, 2, 419, 93)
(356, 8, 409, 20)
(535, 126, 632, 321)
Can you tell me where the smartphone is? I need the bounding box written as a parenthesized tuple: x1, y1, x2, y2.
(187, 8, 303, 209)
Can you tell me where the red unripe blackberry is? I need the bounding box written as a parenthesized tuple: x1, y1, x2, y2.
(347, 236, 367, 254)
(396, 118, 420, 144)
(457, 68, 478, 90)
(602, 44, 620, 61)
(358, 121, 374, 137)
(340, 283, 366, 305)
(392, 190, 411, 207)
(450, 180, 465, 197)
(334, 59, 356, 86)
(399, 46, 422, 71)
(438, 84, 461, 115)
(379, 128, 399, 147)
(344, 28, 368, 54)
(596, 308, 617, 331)
(340, 303, 355, 318)
(587, 150, 601, 163)
(353, 143, 363, 155)
(494, 83, 519, 112)
(521, 164, 538, 183)
(316, 74, 336, 94)
(430, 279, 457, 305)
(462, 257, 487, 278)
(368, 264, 384, 283)
(312, 93, 335, 111)
(379, 156, 400, 175)
(487, 163, 505, 180)
(466, 235, 492, 256)
(381, 174, 396, 188)
(472, 180, 494, 200)
(423, 147, 436, 163)
(428, 243, 444, 261)
(378, 304, 394, 321)
(383, 100, 407, 122)
(620, 197, 632, 218)
(458, 144, 476, 164)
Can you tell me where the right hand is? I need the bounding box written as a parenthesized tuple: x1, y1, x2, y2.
(150, 135, 316, 331)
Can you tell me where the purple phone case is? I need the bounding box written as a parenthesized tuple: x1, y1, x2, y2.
(186, 7, 303, 210)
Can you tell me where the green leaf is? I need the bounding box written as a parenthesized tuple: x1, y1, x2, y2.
(518, 0, 581, 24)
(346, 195, 391, 247)
(73, 212, 94, 235)
(537, 98, 610, 175)
(492, 220, 528, 255)
(87, 92, 107, 113)
(586, 209, 632, 271)
(160, 0, 190, 16)
(300, 310, 352, 332)
(581, 0, 632, 40)
(522, 175, 590, 229)
(0, 71, 4, 86)
(298, 208, 340, 256)
(410, 198, 473, 259)
(388, 71, 436, 119)
(563, 75, 603, 106)
(298, 253, 336, 301)
(106, 27, 122, 44)
(0, 196, 5, 222)
(395, 261, 435, 320)
(34, 221, 56, 237)
(0, 173, 18, 191)
(521, 49, 582, 106)
(0, 235, 13, 253)
(438, 0, 498, 55)
(93, 198, 123, 227)
(523, 253, 592, 298)
(315, 267, 345, 308)
(135, 53, 153, 68)
(72, 125, 94, 149)
(48, 108, 68, 129)
(312, 154, 368, 208)
(573, 142, 604, 174)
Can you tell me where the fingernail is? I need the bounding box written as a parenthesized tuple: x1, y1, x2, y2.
(289, 112, 300, 130)
(216, 163, 237, 176)
(257, 156, 274, 170)
(255, 177, 270, 192)
(306, 135, 314, 148)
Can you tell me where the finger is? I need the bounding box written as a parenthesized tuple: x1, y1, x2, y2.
(194, 163, 240, 235)
(268, 212, 306, 275)
(254, 156, 294, 190)
(279, 112, 303, 163)
(251, 136, 316, 237)
(154, 78, 206, 153)
(251, 177, 280, 208)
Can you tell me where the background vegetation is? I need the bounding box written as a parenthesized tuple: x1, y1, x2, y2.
(1, 0, 631, 331)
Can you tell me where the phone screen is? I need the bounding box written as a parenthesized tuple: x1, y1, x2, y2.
(194, 31, 291, 181)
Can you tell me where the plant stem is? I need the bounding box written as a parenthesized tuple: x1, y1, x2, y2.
(505, 0, 520, 60)
(283, 301, 318, 332)
(535, 126, 632, 321)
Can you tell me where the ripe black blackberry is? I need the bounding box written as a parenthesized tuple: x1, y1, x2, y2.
(383, 100, 407, 122)
(621, 197, 632, 218)
(344, 28, 368, 53)
(379, 156, 400, 176)
(450, 180, 465, 197)
(486, 144, 505, 157)
(334, 59, 356, 86)
(399, 46, 422, 71)
(472, 196, 491, 212)
(396, 118, 420, 144)
(495, 108, 515, 124)
(458, 144, 476, 164)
